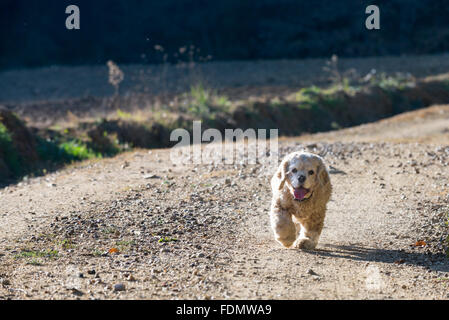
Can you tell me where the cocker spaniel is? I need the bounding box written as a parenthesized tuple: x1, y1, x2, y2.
(270, 151, 332, 249)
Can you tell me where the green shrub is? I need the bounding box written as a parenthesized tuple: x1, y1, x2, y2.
(0, 123, 21, 176)
(186, 84, 231, 117)
(59, 140, 100, 160)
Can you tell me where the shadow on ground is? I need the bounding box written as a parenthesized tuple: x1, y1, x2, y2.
(304, 244, 449, 272)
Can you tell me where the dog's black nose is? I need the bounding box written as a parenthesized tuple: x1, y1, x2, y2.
(298, 175, 306, 183)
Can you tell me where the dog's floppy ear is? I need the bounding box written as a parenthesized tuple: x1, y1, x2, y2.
(275, 158, 289, 190)
(317, 157, 330, 186)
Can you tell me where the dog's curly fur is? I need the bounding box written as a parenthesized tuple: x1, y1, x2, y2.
(270, 151, 332, 249)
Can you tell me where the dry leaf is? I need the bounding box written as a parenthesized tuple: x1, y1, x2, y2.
(109, 248, 119, 254)
(413, 240, 426, 247)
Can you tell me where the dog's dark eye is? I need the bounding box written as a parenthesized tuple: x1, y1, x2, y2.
(291, 168, 297, 173)
(308, 170, 314, 175)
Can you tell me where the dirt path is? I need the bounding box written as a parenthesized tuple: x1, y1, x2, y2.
(0, 105, 448, 300)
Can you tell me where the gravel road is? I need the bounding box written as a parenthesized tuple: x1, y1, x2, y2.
(0, 104, 448, 300)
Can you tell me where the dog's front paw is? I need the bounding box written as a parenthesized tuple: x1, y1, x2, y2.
(276, 236, 296, 248)
(294, 238, 317, 250)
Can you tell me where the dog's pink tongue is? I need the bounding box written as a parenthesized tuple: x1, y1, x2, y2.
(294, 188, 308, 200)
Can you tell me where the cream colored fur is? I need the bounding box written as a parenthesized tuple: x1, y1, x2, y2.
(270, 151, 332, 249)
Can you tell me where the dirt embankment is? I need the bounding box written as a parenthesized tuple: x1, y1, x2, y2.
(2, 74, 449, 185)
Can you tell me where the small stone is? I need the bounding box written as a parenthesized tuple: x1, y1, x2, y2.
(87, 270, 96, 275)
(114, 283, 126, 292)
(1, 279, 11, 286)
(121, 161, 130, 169)
(71, 288, 84, 296)
(307, 269, 319, 276)
(127, 275, 136, 282)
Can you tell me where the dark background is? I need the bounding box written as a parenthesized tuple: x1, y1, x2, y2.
(1, 0, 449, 70)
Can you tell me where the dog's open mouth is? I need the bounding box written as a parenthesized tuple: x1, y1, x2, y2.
(293, 187, 312, 202)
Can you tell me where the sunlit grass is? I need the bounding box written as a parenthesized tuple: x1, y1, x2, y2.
(14, 248, 59, 265)
(186, 84, 231, 117)
(59, 140, 100, 160)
